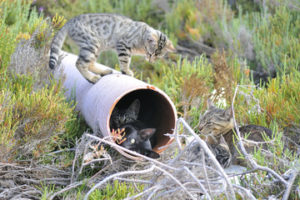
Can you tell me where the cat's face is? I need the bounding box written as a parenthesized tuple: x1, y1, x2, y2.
(145, 31, 175, 62)
(210, 136, 232, 168)
(198, 100, 234, 137)
(120, 124, 160, 159)
(110, 99, 140, 129)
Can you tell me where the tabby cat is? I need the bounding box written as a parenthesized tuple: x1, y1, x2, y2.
(110, 99, 140, 130)
(209, 136, 232, 168)
(223, 125, 272, 166)
(49, 13, 175, 83)
(197, 100, 233, 145)
(197, 100, 274, 167)
(119, 120, 160, 159)
(187, 135, 232, 168)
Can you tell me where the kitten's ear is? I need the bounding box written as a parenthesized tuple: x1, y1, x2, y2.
(127, 99, 141, 119)
(225, 107, 232, 117)
(219, 136, 230, 152)
(219, 135, 227, 145)
(139, 128, 156, 140)
(112, 107, 119, 114)
(207, 99, 215, 110)
(145, 150, 160, 159)
(166, 39, 176, 52)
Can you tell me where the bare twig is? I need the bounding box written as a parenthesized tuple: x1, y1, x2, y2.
(282, 169, 299, 200)
(84, 166, 156, 200)
(178, 118, 236, 199)
(183, 166, 211, 199)
(48, 181, 84, 200)
(231, 85, 288, 186)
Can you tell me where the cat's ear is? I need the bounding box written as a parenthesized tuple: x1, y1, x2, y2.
(219, 135, 227, 146)
(145, 150, 160, 159)
(127, 99, 140, 119)
(165, 39, 176, 52)
(207, 99, 215, 110)
(225, 106, 232, 118)
(219, 136, 230, 153)
(139, 128, 156, 140)
(112, 106, 119, 115)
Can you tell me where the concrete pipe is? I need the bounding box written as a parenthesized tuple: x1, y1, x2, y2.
(56, 53, 177, 160)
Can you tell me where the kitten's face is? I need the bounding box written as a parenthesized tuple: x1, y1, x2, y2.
(120, 124, 160, 159)
(110, 99, 140, 129)
(145, 31, 175, 62)
(198, 101, 233, 137)
(210, 136, 232, 168)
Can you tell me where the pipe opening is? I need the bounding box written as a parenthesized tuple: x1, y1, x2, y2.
(109, 89, 176, 154)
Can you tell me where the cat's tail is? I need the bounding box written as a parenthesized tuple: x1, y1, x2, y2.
(49, 24, 69, 69)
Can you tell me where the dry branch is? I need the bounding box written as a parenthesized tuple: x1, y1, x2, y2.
(3, 85, 298, 200)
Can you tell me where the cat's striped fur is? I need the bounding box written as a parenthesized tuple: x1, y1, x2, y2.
(197, 100, 275, 167)
(49, 13, 175, 83)
(197, 100, 234, 145)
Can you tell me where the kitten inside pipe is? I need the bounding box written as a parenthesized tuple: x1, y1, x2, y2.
(110, 99, 159, 159)
(118, 121, 160, 159)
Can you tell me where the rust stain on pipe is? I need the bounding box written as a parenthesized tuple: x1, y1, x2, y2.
(56, 53, 177, 160)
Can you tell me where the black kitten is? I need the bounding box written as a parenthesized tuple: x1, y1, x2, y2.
(119, 121, 160, 159)
(110, 99, 140, 130)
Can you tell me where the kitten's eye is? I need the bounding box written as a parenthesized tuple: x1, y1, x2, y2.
(130, 139, 135, 144)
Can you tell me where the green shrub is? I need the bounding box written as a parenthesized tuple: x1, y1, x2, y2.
(249, 5, 300, 74)
(0, 0, 76, 161)
(233, 67, 300, 129)
(165, 0, 233, 47)
(0, 76, 75, 161)
(35, 0, 162, 26)
(89, 180, 144, 200)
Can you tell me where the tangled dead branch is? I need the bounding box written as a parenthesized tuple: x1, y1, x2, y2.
(0, 162, 70, 200)
(1, 86, 299, 200)
(231, 85, 299, 200)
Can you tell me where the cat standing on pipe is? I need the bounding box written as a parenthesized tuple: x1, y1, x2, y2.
(49, 13, 175, 83)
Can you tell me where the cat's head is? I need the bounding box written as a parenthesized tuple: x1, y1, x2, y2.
(144, 29, 175, 62)
(111, 99, 140, 129)
(198, 100, 234, 137)
(119, 124, 160, 159)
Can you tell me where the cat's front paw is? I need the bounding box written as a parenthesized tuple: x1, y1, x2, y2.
(101, 68, 113, 76)
(121, 69, 134, 77)
(88, 75, 101, 84)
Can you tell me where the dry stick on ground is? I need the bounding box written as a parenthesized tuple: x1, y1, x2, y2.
(62, 130, 237, 200)
(49, 114, 264, 199)
(282, 169, 299, 200)
(83, 122, 238, 199)
(83, 134, 197, 200)
(0, 162, 70, 200)
(201, 150, 213, 197)
(231, 85, 297, 199)
(48, 181, 85, 200)
(178, 118, 236, 199)
(232, 184, 256, 200)
(183, 166, 211, 199)
(83, 166, 156, 200)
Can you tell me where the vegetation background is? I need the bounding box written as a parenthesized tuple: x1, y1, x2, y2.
(0, 0, 299, 199)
